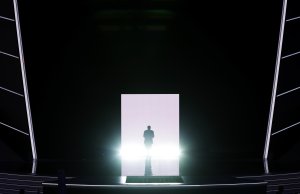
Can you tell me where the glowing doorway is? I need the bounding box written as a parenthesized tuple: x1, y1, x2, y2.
(121, 94, 180, 176)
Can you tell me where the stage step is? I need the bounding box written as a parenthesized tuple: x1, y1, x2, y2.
(238, 171, 300, 194)
(0, 172, 56, 194)
(43, 176, 266, 194)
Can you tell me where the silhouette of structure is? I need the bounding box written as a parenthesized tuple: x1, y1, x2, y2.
(143, 125, 154, 176)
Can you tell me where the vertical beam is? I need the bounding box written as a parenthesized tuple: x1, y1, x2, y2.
(13, 0, 37, 160)
(32, 159, 37, 174)
(263, 0, 288, 159)
(263, 159, 269, 174)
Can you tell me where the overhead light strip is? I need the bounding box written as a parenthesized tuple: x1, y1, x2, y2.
(0, 121, 29, 136)
(0, 86, 24, 97)
(0, 50, 19, 59)
(286, 16, 300, 22)
(272, 121, 300, 136)
(277, 86, 300, 97)
(0, 15, 15, 22)
(282, 50, 300, 59)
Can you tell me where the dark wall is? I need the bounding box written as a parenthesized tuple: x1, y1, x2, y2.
(17, 0, 282, 160)
(268, 0, 300, 161)
(0, 0, 32, 161)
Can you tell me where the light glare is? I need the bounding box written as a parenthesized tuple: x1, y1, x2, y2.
(120, 145, 181, 160)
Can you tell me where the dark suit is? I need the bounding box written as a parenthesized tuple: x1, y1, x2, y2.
(143, 129, 154, 149)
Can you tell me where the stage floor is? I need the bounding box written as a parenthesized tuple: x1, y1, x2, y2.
(41, 175, 267, 194)
(1, 159, 300, 194)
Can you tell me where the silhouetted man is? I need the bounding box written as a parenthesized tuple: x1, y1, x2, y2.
(143, 125, 154, 149)
(143, 125, 154, 176)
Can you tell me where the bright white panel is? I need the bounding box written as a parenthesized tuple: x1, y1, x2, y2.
(121, 94, 179, 176)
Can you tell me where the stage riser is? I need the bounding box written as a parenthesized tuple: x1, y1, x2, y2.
(0, 173, 56, 194)
(239, 172, 300, 193)
(44, 185, 266, 194)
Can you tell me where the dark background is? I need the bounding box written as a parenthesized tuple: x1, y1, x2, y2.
(19, 0, 281, 159)
(15, 0, 284, 161)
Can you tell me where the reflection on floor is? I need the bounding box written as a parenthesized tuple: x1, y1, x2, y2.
(122, 158, 179, 176)
(144, 156, 152, 176)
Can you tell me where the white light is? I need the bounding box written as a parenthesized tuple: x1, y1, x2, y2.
(120, 145, 181, 160)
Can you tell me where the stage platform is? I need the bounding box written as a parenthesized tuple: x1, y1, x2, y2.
(42, 175, 267, 194)
(1, 159, 300, 194)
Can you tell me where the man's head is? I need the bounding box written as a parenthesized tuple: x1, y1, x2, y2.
(147, 125, 151, 130)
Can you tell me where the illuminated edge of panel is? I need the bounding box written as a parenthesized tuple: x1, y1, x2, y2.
(13, 0, 37, 160)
